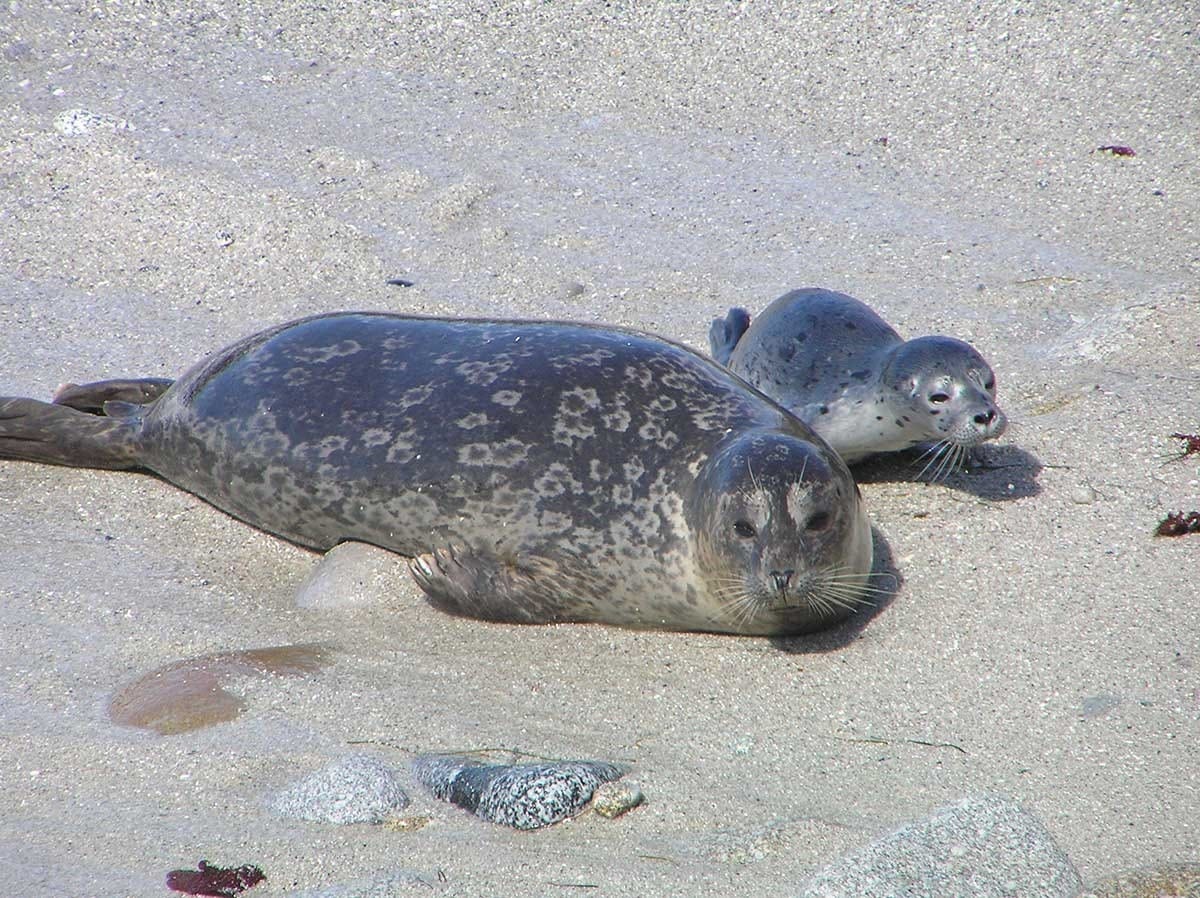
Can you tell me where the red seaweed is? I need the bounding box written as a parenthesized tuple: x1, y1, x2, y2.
(1169, 432, 1200, 460)
(1155, 511, 1200, 537)
(166, 860, 265, 897)
(1096, 145, 1136, 157)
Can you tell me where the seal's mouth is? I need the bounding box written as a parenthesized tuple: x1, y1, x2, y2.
(767, 568, 797, 605)
(914, 416, 1005, 481)
(758, 565, 874, 618)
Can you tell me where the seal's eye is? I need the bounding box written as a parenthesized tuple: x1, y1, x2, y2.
(733, 520, 757, 539)
(928, 392, 950, 404)
(804, 511, 832, 533)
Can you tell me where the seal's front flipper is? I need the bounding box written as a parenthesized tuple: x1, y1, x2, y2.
(409, 544, 574, 625)
(708, 307, 752, 365)
(53, 377, 175, 413)
(0, 397, 143, 469)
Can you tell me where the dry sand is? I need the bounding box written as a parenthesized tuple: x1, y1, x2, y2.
(1, 3, 1197, 896)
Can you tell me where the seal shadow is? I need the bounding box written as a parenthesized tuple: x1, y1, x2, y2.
(851, 442, 1043, 500)
(769, 526, 902, 654)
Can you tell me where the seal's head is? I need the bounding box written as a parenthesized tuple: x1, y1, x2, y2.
(883, 336, 1007, 477)
(689, 429, 874, 635)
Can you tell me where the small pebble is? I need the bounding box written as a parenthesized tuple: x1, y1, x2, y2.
(53, 108, 129, 136)
(1071, 482, 1098, 504)
(384, 815, 433, 833)
(591, 780, 644, 819)
(271, 754, 409, 825)
(1080, 694, 1122, 718)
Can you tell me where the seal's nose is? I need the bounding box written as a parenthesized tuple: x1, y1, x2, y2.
(770, 569, 794, 592)
(974, 409, 996, 426)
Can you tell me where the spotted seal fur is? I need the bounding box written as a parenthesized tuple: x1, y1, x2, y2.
(710, 288, 1007, 474)
(0, 312, 873, 635)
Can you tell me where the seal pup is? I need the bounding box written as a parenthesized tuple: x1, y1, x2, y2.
(0, 312, 874, 636)
(710, 288, 1006, 474)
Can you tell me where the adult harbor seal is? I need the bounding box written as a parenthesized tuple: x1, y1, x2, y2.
(710, 288, 1007, 474)
(0, 312, 874, 636)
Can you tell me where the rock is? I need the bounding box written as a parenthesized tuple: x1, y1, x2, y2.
(412, 754, 626, 830)
(1071, 482, 1099, 504)
(294, 541, 407, 610)
(799, 795, 1082, 898)
(591, 780, 644, 819)
(271, 754, 410, 825)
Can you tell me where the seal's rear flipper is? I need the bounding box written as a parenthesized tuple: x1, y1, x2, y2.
(0, 397, 143, 469)
(708, 308, 752, 365)
(409, 544, 574, 625)
(53, 377, 174, 413)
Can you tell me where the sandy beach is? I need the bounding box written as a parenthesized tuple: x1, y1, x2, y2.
(1, 3, 1197, 895)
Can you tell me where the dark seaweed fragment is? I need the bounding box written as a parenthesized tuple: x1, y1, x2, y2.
(1170, 432, 1200, 459)
(1155, 511, 1200, 537)
(165, 860, 265, 897)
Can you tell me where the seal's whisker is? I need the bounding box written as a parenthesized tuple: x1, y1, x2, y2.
(915, 440, 951, 481)
(815, 584, 872, 609)
(713, 585, 762, 625)
(808, 593, 834, 617)
(940, 442, 972, 481)
(812, 564, 881, 607)
(809, 591, 847, 613)
(712, 591, 754, 608)
(914, 441, 944, 464)
(818, 562, 887, 584)
(930, 444, 954, 482)
(729, 593, 765, 628)
(944, 443, 967, 480)
(820, 578, 892, 597)
(816, 583, 869, 611)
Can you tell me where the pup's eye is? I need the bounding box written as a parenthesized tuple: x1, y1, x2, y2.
(804, 511, 832, 532)
(928, 392, 950, 404)
(733, 520, 757, 539)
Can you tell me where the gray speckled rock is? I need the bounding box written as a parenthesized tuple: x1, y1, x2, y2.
(412, 754, 626, 830)
(271, 754, 410, 825)
(800, 795, 1082, 898)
